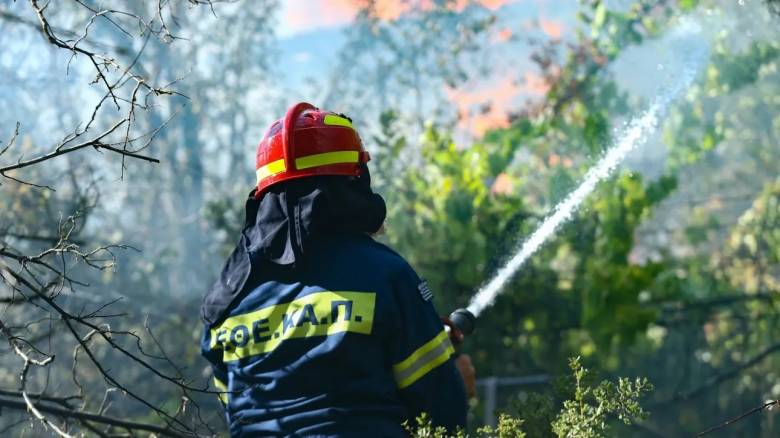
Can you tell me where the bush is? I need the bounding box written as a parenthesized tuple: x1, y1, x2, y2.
(407, 358, 652, 438)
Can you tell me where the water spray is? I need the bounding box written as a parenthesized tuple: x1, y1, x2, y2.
(448, 23, 708, 340)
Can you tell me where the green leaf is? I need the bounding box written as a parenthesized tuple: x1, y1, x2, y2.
(593, 3, 607, 30)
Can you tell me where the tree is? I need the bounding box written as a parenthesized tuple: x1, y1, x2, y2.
(0, 1, 274, 435)
(322, 0, 497, 135)
(370, 0, 780, 435)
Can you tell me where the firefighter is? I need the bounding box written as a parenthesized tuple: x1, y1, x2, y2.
(201, 102, 474, 437)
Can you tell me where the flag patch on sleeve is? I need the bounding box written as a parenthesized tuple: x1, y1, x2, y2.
(418, 281, 433, 302)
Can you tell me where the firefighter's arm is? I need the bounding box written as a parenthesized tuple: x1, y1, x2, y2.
(455, 354, 477, 399)
(200, 326, 229, 407)
(388, 268, 468, 431)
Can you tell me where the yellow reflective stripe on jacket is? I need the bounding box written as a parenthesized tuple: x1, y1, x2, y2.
(210, 291, 376, 362)
(213, 377, 228, 404)
(393, 330, 455, 389)
(323, 114, 352, 128)
(295, 150, 359, 170)
(256, 158, 286, 183)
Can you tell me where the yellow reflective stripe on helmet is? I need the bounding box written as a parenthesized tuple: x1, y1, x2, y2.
(295, 150, 359, 170)
(213, 377, 228, 404)
(256, 158, 286, 183)
(393, 330, 455, 389)
(323, 114, 352, 128)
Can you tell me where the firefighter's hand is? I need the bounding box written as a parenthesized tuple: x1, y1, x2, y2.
(455, 354, 476, 399)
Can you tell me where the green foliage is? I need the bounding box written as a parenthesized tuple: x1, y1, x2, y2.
(551, 357, 652, 438)
(717, 179, 780, 293)
(407, 359, 651, 438)
(373, 1, 780, 436)
(377, 85, 677, 378)
(511, 391, 558, 437)
(478, 414, 528, 438)
(405, 413, 466, 438)
(406, 409, 527, 437)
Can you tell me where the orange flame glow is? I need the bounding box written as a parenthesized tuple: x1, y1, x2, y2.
(445, 76, 520, 136)
(539, 18, 563, 39)
(283, 0, 516, 33)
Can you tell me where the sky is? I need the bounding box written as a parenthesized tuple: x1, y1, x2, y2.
(277, 0, 518, 37)
(272, 0, 578, 137)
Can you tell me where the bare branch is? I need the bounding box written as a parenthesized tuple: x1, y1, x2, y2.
(0, 395, 190, 437)
(697, 399, 780, 437)
(0, 122, 19, 158)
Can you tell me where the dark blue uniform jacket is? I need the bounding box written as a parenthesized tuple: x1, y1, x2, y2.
(200, 179, 467, 437)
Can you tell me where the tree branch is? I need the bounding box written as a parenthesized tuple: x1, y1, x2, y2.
(697, 399, 779, 436)
(0, 395, 189, 437)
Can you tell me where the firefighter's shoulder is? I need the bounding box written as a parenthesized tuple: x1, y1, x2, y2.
(339, 233, 421, 281)
(334, 234, 430, 307)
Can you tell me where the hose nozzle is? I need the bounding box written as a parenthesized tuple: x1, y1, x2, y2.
(448, 308, 476, 336)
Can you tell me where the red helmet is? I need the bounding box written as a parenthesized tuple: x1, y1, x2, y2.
(254, 102, 370, 197)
